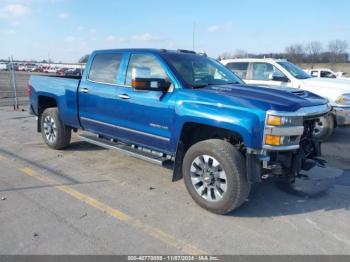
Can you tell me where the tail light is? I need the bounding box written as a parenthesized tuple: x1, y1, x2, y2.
(27, 81, 31, 97)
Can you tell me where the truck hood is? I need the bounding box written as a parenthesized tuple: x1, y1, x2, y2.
(197, 84, 328, 112)
(301, 78, 350, 102)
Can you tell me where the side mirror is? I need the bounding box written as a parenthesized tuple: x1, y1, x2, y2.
(132, 78, 171, 92)
(269, 73, 289, 82)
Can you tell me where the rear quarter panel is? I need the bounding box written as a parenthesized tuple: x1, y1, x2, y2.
(30, 75, 81, 128)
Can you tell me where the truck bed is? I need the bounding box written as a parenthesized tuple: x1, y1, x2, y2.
(29, 75, 81, 128)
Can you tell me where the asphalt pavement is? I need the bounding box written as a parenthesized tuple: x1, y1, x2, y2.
(0, 107, 350, 255)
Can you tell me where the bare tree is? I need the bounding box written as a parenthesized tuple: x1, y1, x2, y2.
(285, 44, 305, 63)
(217, 52, 234, 60)
(328, 39, 349, 63)
(217, 50, 249, 60)
(78, 54, 90, 63)
(306, 41, 323, 63)
(233, 49, 248, 58)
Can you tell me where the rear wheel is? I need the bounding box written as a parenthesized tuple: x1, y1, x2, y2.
(313, 115, 334, 140)
(41, 108, 71, 149)
(182, 139, 250, 215)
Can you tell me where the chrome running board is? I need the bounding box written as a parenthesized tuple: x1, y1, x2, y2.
(78, 133, 171, 166)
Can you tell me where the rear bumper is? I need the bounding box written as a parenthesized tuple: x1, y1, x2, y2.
(333, 107, 350, 126)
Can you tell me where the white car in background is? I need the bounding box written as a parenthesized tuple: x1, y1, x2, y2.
(46, 67, 59, 73)
(24, 63, 37, 72)
(221, 58, 350, 139)
(305, 68, 349, 80)
(0, 63, 7, 71)
(17, 64, 26, 71)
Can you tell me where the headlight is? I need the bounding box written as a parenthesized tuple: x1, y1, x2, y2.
(264, 111, 304, 149)
(266, 115, 303, 126)
(335, 94, 350, 106)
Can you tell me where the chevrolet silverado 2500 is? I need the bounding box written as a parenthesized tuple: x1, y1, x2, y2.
(29, 49, 331, 214)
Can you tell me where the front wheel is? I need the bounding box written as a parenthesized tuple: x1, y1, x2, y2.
(313, 115, 334, 140)
(182, 139, 251, 215)
(41, 108, 71, 150)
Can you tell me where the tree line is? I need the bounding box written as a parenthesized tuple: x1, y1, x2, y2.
(218, 39, 349, 64)
(2, 39, 348, 65)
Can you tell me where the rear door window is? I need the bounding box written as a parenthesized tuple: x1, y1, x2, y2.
(251, 62, 285, 80)
(88, 53, 123, 84)
(226, 62, 249, 79)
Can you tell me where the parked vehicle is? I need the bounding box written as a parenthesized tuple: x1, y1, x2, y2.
(17, 64, 26, 71)
(221, 58, 350, 139)
(56, 68, 69, 76)
(24, 63, 38, 72)
(40, 66, 50, 73)
(64, 68, 83, 77)
(0, 63, 7, 71)
(46, 67, 59, 73)
(29, 49, 330, 214)
(30, 65, 40, 72)
(305, 68, 349, 79)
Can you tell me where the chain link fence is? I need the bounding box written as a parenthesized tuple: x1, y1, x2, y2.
(0, 62, 30, 108)
(0, 60, 85, 109)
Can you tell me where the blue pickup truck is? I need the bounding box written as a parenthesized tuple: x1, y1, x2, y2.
(29, 49, 331, 214)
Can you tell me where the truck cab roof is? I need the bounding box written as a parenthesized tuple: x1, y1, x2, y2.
(91, 48, 200, 56)
(221, 58, 288, 64)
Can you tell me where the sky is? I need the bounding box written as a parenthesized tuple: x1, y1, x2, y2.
(0, 0, 349, 63)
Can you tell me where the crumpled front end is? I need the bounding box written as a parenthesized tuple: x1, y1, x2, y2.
(246, 104, 332, 182)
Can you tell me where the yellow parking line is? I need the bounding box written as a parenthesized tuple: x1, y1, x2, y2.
(0, 155, 7, 161)
(19, 167, 206, 255)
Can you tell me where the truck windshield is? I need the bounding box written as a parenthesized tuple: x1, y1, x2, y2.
(277, 61, 311, 80)
(163, 53, 244, 88)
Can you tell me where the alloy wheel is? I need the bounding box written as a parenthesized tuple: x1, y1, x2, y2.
(43, 115, 57, 143)
(190, 155, 227, 202)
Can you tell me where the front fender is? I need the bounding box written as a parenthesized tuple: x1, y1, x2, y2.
(172, 101, 265, 150)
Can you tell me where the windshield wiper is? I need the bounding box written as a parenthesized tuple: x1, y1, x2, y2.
(217, 82, 240, 85)
(192, 83, 210, 88)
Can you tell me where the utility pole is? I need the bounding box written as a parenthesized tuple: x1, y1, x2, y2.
(9, 56, 18, 110)
(192, 22, 196, 51)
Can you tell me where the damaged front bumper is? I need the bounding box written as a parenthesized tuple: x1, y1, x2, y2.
(247, 139, 325, 183)
(246, 104, 331, 183)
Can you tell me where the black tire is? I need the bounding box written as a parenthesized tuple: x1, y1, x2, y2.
(313, 115, 334, 140)
(182, 139, 251, 215)
(41, 108, 71, 150)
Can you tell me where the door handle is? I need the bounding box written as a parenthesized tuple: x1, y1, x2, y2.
(80, 87, 89, 93)
(118, 94, 130, 99)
